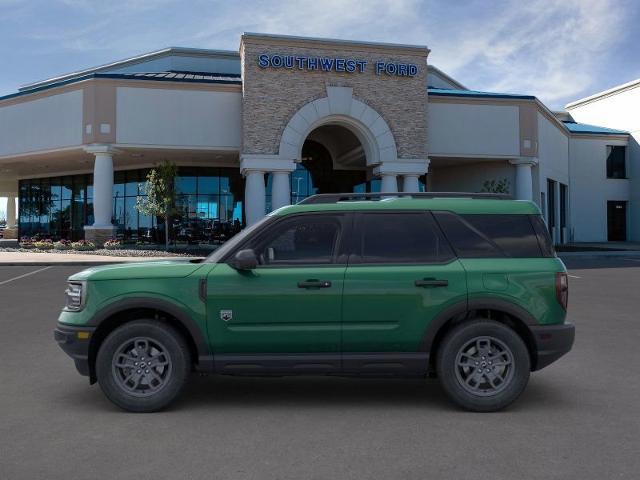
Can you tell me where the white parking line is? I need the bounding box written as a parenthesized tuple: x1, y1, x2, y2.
(568, 274, 581, 279)
(0, 266, 52, 286)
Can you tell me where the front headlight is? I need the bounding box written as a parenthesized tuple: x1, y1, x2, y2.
(64, 282, 86, 311)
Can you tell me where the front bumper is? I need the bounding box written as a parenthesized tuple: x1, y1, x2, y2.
(54, 324, 96, 377)
(530, 322, 575, 371)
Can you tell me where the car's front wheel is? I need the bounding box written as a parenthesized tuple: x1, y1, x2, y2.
(96, 320, 190, 412)
(436, 319, 530, 412)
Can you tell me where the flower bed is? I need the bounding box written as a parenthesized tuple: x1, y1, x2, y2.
(19, 237, 35, 249)
(54, 239, 72, 250)
(70, 240, 96, 251)
(103, 238, 122, 250)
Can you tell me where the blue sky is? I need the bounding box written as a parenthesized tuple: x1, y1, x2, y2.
(1, 0, 639, 218)
(1, 0, 639, 109)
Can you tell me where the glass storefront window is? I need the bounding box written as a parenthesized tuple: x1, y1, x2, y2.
(61, 177, 73, 200)
(176, 175, 197, 195)
(197, 175, 218, 195)
(18, 166, 245, 244)
(113, 171, 126, 198)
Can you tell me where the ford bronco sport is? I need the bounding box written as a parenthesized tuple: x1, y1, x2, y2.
(55, 193, 574, 412)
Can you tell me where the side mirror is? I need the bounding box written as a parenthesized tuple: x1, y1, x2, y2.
(230, 249, 258, 270)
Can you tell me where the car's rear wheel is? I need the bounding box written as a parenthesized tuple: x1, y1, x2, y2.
(96, 320, 190, 412)
(436, 319, 530, 412)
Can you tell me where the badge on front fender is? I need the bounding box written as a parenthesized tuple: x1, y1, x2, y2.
(220, 310, 233, 322)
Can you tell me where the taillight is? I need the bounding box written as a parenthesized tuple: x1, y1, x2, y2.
(556, 272, 568, 310)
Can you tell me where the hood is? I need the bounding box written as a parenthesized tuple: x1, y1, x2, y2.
(69, 259, 205, 281)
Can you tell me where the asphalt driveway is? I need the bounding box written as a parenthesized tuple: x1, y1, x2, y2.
(0, 257, 638, 479)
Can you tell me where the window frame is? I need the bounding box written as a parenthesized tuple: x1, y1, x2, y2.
(348, 210, 456, 266)
(606, 145, 627, 179)
(222, 212, 351, 268)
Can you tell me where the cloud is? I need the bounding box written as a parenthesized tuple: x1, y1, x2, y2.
(423, 0, 632, 107)
(186, 0, 634, 107)
(1, 0, 636, 108)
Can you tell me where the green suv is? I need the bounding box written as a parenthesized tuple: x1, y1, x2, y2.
(54, 193, 574, 412)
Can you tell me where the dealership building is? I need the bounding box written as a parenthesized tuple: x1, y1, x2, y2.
(0, 33, 636, 246)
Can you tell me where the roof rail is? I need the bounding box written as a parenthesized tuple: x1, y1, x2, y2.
(298, 192, 511, 204)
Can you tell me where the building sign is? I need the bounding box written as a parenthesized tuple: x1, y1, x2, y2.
(257, 53, 418, 77)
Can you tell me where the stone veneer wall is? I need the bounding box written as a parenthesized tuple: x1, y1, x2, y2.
(240, 36, 429, 160)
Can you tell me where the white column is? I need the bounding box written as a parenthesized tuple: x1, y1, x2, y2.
(402, 174, 420, 193)
(380, 174, 398, 193)
(6, 195, 16, 229)
(91, 151, 115, 227)
(510, 158, 538, 201)
(244, 170, 266, 226)
(271, 171, 291, 210)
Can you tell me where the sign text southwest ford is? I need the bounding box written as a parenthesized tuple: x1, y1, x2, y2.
(257, 53, 418, 77)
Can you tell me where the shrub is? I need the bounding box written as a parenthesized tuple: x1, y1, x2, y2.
(19, 236, 35, 249)
(103, 238, 122, 250)
(54, 239, 72, 250)
(71, 240, 96, 251)
(33, 239, 54, 250)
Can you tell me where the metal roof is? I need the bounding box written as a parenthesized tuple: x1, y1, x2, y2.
(0, 71, 241, 103)
(428, 87, 536, 100)
(108, 71, 241, 82)
(19, 47, 240, 92)
(562, 121, 628, 135)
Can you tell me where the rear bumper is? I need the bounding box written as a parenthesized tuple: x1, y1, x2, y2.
(530, 322, 575, 371)
(54, 324, 95, 377)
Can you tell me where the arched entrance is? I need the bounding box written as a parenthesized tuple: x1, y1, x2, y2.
(268, 123, 386, 209)
(299, 123, 383, 197)
(243, 86, 428, 225)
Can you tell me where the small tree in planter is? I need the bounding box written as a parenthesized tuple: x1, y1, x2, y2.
(135, 161, 178, 251)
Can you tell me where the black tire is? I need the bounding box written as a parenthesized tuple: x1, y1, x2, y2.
(436, 319, 530, 412)
(96, 320, 191, 412)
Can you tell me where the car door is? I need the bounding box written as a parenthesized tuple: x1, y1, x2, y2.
(206, 212, 349, 373)
(341, 211, 467, 374)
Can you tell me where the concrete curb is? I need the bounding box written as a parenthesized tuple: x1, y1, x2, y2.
(0, 261, 162, 266)
(0, 257, 199, 266)
(559, 251, 640, 258)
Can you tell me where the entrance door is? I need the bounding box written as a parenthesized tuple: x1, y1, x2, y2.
(206, 213, 348, 372)
(607, 201, 627, 241)
(341, 212, 467, 374)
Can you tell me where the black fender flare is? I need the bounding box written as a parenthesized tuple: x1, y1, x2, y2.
(86, 297, 212, 369)
(421, 297, 537, 353)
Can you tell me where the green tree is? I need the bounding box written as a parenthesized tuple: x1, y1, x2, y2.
(135, 161, 178, 250)
(481, 178, 510, 194)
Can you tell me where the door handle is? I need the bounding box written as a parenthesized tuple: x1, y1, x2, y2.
(297, 279, 332, 289)
(415, 278, 448, 288)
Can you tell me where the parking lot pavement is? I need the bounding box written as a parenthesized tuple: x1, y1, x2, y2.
(0, 258, 639, 480)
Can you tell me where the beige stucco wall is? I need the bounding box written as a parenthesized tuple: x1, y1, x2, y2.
(427, 102, 520, 157)
(116, 86, 242, 148)
(0, 89, 83, 157)
(240, 35, 429, 160)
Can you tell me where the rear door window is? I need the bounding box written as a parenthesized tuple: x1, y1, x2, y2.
(434, 212, 549, 258)
(355, 212, 454, 264)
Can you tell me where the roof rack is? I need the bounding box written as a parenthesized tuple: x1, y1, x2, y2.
(298, 192, 510, 205)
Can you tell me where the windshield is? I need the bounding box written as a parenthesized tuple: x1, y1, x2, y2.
(205, 215, 272, 263)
